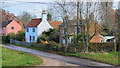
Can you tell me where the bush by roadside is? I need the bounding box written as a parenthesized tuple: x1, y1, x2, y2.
(31, 41, 64, 52)
(2, 35, 10, 43)
(16, 31, 25, 41)
(69, 42, 116, 53)
(2, 31, 25, 43)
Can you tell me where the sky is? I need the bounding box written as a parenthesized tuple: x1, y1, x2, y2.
(0, 0, 119, 18)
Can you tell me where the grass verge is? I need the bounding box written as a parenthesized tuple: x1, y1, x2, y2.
(2, 45, 43, 66)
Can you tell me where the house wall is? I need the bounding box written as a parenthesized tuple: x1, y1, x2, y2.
(37, 20, 53, 36)
(2, 27, 7, 35)
(6, 20, 22, 35)
(59, 26, 76, 45)
(25, 27, 38, 42)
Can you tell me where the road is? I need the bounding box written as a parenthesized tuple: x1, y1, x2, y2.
(3, 44, 116, 68)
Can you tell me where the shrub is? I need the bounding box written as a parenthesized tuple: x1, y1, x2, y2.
(2, 35, 6, 43)
(37, 36, 46, 43)
(8, 33, 16, 40)
(71, 33, 88, 44)
(16, 31, 25, 41)
(44, 41, 57, 50)
(42, 28, 59, 43)
(48, 29, 59, 43)
(2, 35, 10, 43)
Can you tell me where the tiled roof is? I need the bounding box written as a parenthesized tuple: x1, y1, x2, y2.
(90, 33, 104, 43)
(2, 20, 13, 27)
(26, 18, 41, 27)
(26, 18, 62, 28)
(48, 21, 62, 28)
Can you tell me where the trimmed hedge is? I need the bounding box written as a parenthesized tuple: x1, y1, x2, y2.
(68, 42, 116, 53)
(89, 42, 116, 52)
(68, 43, 85, 53)
(31, 42, 64, 52)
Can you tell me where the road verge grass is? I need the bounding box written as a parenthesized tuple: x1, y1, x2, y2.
(2, 45, 43, 66)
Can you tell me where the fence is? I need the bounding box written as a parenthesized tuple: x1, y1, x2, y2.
(10, 39, 31, 46)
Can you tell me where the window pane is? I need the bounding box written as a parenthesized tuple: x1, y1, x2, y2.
(33, 36, 35, 41)
(30, 36, 31, 42)
(11, 27, 14, 30)
(27, 29, 29, 32)
(33, 28, 35, 32)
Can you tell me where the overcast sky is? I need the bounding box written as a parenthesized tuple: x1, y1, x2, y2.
(0, 0, 119, 18)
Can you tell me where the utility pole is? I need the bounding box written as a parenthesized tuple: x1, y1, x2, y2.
(76, 0, 79, 44)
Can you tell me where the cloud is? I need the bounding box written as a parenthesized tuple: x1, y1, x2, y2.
(1, 0, 53, 17)
(1, 0, 119, 18)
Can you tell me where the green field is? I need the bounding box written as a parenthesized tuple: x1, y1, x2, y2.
(2, 46, 43, 66)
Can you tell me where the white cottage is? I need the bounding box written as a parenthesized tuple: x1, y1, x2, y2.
(25, 10, 62, 42)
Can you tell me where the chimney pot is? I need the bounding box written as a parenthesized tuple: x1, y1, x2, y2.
(41, 10, 47, 21)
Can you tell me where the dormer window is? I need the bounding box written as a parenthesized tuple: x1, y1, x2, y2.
(11, 27, 14, 30)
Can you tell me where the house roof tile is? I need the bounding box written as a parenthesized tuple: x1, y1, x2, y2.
(48, 21, 62, 28)
(2, 20, 13, 27)
(26, 18, 41, 27)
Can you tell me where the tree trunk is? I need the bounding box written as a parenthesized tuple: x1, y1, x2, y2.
(76, 0, 79, 43)
(64, 17, 68, 52)
(86, 22, 89, 52)
(86, 2, 89, 52)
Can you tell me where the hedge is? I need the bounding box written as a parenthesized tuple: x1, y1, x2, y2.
(116, 42, 120, 52)
(68, 43, 85, 53)
(31, 42, 64, 52)
(2, 35, 10, 43)
(89, 42, 116, 52)
(117, 42, 120, 65)
(68, 42, 116, 53)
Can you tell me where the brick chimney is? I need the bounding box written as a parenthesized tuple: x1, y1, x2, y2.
(41, 10, 47, 21)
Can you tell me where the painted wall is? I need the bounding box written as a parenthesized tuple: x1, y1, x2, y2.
(37, 20, 53, 36)
(6, 20, 22, 35)
(25, 27, 38, 42)
(25, 11, 53, 42)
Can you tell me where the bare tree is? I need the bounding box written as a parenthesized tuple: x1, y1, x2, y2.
(18, 12, 34, 26)
(48, 0, 77, 52)
(48, 1, 115, 52)
(80, 2, 108, 52)
(99, 2, 117, 36)
(1, 9, 18, 22)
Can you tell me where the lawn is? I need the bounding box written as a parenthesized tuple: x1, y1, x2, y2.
(2, 45, 43, 66)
